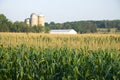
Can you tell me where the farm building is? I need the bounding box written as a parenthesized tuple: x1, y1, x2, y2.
(49, 29, 77, 34)
(25, 13, 45, 26)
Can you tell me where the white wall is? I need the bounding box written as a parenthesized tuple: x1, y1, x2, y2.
(50, 30, 77, 34)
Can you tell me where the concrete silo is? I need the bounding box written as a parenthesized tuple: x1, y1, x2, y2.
(25, 13, 45, 27)
(30, 13, 38, 26)
(25, 18, 30, 26)
(38, 15, 44, 26)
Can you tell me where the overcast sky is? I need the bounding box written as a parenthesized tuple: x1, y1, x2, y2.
(0, 0, 120, 23)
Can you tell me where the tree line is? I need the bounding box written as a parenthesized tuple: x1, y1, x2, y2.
(0, 14, 120, 33)
(45, 20, 120, 33)
(0, 14, 44, 32)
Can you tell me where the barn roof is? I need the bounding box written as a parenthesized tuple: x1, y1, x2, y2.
(50, 29, 75, 32)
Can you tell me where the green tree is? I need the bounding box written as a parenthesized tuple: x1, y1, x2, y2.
(32, 25, 44, 33)
(44, 26, 50, 33)
(13, 21, 28, 32)
(0, 14, 10, 32)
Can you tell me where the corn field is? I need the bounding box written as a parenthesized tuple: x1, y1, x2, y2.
(0, 33, 120, 80)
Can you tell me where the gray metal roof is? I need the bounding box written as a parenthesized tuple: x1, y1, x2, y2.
(50, 29, 76, 32)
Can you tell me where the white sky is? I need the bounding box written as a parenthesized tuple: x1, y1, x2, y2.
(0, 0, 120, 23)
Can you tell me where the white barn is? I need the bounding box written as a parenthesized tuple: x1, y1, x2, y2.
(49, 29, 77, 34)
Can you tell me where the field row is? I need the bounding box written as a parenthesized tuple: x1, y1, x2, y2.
(0, 45, 120, 79)
(0, 33, 120, 50)
(0, 33, 120, 79)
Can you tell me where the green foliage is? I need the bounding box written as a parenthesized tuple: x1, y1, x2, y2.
(0, 33, 120, 79)
(31, 25, 44, 33)
(44, 27, 50, 33)
(0, 44, 120, 80)
(46, 20, 120, 33)
(12, 21, 29, 32)
(0, 13, 120, 33)
(0, 14, 12, 32)
(0, 14, 45, 33)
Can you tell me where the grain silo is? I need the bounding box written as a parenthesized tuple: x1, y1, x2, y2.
(38, 15, 44, 26)
(25, 13, 45, 27)
(25, 18, 30, 26)
(30, 13, 38, 26)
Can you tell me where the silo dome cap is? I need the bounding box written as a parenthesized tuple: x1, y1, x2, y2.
(31, 13, 36, 15)
(31, 13, 37, 17)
